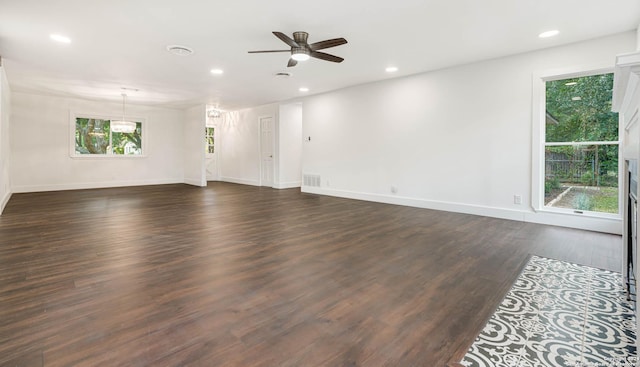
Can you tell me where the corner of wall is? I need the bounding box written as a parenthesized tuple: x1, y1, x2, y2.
(0, 65, 12, 215)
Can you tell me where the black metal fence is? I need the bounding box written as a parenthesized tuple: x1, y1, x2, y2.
(545, 150, 594, 182)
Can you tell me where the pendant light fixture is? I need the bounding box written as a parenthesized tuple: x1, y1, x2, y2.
(111, 93, 137, 133)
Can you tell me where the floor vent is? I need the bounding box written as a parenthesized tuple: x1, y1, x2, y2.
(303, 174, 321, 187)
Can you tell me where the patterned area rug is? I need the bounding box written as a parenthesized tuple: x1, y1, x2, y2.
(460, 256, 637, 367)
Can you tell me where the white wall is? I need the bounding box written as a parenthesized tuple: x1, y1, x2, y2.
(0, 65, 11, 213)
(301, 32, 637, 234)
(219, 103, 278, 186)
(183, 104, 206, 186)
(10, 92, 185, 192)
(276, 103, 302, 188)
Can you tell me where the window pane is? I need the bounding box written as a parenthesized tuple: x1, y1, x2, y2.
(75, 118, 110, 154)
(205, 127, 214, 154)
(545, 74, 618, 143)
(544, 144, 618, 214)
(112, 122, 142, 155)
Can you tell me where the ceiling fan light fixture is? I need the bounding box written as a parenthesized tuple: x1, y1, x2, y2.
(291, 48, 310, 61)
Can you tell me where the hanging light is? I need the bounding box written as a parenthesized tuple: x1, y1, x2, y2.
(111, 93, 137, 133)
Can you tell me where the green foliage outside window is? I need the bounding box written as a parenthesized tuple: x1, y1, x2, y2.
(205, 127, 215, 154)
(544, 73, 619, 214)
(75, 118, 142, 155)
(546, 74, 618, 143)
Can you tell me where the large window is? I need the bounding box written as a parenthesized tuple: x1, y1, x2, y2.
(543, 73, 619, 215)
(73, 117, 143, 156)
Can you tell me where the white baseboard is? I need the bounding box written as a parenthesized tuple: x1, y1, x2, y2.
(184, 178, 206, 187)
(220, 176, 260, 186)
(0, 189, 11, 215)
(11, 178, 184, 193)
(273, 181, 301, 189)
(301, 186, 622, 235)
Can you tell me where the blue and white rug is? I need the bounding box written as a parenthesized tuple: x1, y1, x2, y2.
(461, 256, 637, 367)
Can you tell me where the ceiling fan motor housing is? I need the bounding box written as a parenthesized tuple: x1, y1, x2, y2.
(292, 31, 309, 45)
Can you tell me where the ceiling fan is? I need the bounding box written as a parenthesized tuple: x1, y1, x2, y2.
(248, 31, 347, 67)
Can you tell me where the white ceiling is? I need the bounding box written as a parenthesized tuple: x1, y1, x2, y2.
(0, 0, 638, 111)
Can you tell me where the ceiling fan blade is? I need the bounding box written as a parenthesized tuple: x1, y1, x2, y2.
(287, 58, 298, 67)
(310, 51, 344, 63)
(273, 31, 299, 48)
(309, 38, 347, 51)
(248, 50, 291, 53)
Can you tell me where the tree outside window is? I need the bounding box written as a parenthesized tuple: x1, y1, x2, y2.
(75, 118, 142, 156)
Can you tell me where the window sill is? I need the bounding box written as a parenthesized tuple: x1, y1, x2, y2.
(533, 206, 622, 221)
(70, 154, 147, 159)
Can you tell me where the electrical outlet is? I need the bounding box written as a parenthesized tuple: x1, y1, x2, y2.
(391, 186, 398, 194)
(514, 195, 522, 205)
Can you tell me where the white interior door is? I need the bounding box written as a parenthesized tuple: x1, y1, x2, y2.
(205, 125, 218, 181)
(260, 116, 274, 187)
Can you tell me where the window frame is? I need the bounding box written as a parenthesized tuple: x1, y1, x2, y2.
(69, 111, 147, 158)
(532, 67, 622, 220)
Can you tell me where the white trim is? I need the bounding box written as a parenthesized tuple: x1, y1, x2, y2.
(12, 179, 183, 193)
(302, 186, 528, 221)
(0, 190, 11, 214)
(535, 205, 620, 220)
(545, 141, 620, 146)
(301, 186, 622, 234)
(273, 181, 301, 189)
(612, 52, 640, 112)
(69, 111, 147, 158)
(184, 178, 206, 187)
(220, 176, 260, 186)
(624, 107, 639, 131)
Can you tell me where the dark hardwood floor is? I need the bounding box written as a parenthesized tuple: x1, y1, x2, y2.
(0, 182, 622, 366)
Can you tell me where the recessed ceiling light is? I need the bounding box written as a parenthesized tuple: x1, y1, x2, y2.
(50, 34, 71, 43)
(538, 30, 559, 38)
(166, 45, 194, 56)
(572, 96, 582, 101)
(565, 82, 577, 86)
(385, 66, 398, 73)
(210, 69, 224, 75)
(299, 87, 309, 92)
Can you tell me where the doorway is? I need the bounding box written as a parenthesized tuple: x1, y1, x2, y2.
(260, 116, 274, 187)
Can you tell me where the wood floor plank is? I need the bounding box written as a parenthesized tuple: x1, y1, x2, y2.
(0, 182, 622, 366)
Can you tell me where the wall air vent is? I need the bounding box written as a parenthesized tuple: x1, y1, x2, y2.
(303, 174, 321, 187)
(166, 45, 194, 56)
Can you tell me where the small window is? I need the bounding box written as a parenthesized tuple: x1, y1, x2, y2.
(205, 127, 215, 154)
(73, 117, 143, 156)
